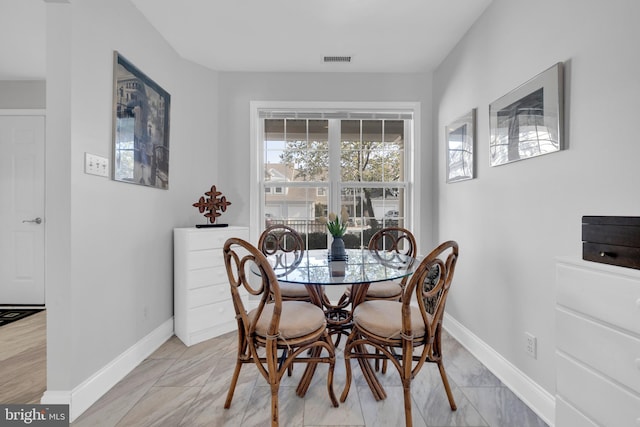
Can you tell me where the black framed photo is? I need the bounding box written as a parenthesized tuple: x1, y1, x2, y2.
(446, 108, 476, 183)
(112, 51, 171, 189)
(489, 62, 563, 167)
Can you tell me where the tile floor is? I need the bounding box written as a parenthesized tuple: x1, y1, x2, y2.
(72, 330, 549, 427)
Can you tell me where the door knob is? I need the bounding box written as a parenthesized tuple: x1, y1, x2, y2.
(22, 217, 42, 224)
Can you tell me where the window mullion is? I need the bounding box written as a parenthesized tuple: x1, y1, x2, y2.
(328, 119, 341, 213)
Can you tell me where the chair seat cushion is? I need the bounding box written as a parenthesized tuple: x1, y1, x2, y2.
(249, 301, 326, 339)
(366, 281, 403, 298)
(353, 300, 426, 339)
(279, 282, 311, 298)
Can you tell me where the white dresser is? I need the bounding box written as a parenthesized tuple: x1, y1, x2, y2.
(174, 226, 249, 346)
(555, 257, 640, 427)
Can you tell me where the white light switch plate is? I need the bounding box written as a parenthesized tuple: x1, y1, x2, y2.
(85, 152, 109, 177)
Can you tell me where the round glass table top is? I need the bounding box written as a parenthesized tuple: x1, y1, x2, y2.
(264, 248, 419, 286)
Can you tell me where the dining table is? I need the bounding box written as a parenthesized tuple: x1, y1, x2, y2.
(263, 247, 419, 401)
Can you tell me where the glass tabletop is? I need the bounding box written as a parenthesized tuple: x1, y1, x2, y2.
(265, 248, 419, 285)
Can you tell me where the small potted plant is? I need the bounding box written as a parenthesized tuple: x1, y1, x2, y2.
(320, 208, 349, 261)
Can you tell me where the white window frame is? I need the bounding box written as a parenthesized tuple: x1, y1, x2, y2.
(249, 101, 421, 248)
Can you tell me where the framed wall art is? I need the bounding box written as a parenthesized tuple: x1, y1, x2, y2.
(112, 51, 171, 189)
(446, 108, 476, 183)
(489, 62, 563, 167)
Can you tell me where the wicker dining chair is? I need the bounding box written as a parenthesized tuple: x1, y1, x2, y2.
(337, 227, 417, 307)
(223, 237, 338, 427)
(340, 240, 459, 427)
(258, 224, 313, 302)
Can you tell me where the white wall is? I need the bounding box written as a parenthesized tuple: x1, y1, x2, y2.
(45, 0, 218, 396)
(0, 81, 45, 109)
(216, 72, 435, 246)
(434, 0, 640, 401)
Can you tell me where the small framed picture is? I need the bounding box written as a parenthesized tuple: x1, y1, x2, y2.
(446, 108, 476, 183)
(112, 51, 171, 189)
(489, 62, 563, 167)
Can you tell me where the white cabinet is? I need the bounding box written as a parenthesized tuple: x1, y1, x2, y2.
(555, 257, 640, 427)
(174, 226, 249, 346)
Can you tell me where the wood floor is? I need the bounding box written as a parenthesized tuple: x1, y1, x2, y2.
(0, 310, 46, 404)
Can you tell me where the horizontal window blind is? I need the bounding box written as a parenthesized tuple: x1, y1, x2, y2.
(259, 110, 413, 120)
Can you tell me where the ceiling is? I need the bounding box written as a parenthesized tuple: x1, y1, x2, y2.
(0, 0, 492, 80)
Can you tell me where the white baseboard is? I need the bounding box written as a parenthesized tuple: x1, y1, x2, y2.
(443, 313, 555, 426)
(41, 317, 174, 422)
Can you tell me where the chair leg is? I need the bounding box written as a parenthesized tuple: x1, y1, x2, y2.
(340, 330, 358, 402)
(325, 342, 339, 407)
(437, 361, 457, 410)
(224, 360, 243, 408)
(270, 383, 280, 427)
(402, 380, 413, 427)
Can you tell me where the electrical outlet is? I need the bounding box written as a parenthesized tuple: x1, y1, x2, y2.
(525, 332, 537, 359)
(84, 152, 109, 177)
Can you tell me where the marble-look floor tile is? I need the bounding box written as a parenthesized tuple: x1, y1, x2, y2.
(178, 357, 258, 427)
(242, 385, 305, 427)
(148, 335, 188, 359)
(358, 385, 427, 427)
(177, 336, 230, 361)
(443, 343, 502, 388)
(72, 358, 175, 427)
(115, 386, 200, 427)
(304, 377, 363, 426)
(155, 353, 218, 387)
(63, 332, 550, 427)
(411, 366, 488, 427)
(459, 387, 549, 427)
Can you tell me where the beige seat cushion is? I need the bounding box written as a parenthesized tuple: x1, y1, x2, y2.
(279, 282, 311, 298)
(342, 281, 402, 299)
(366, 281, 403, 298)
(353, 300, 426, 339)
(249, 301, 326, 339)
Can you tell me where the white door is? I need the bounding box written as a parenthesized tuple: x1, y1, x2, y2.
(0, 115, 45, 305)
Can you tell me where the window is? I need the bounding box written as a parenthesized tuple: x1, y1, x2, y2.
(252, 102, 418, 250)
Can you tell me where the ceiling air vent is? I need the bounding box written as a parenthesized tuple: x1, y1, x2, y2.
(323, 56, 351, 63)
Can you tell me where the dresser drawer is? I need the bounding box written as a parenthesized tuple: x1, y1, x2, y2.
(187, 228, 241, 250)
(582, 216, 640, 270)
(189, 299, 235, 330)
(557, 262, 640, 335)
(188, 283, 229, 308)
(187, 249, 223, 270)
(555, 397, 598, 427)
(187, 265, 226, 290)
(557, 307, 640, 393)
(556, 352, 640, 427)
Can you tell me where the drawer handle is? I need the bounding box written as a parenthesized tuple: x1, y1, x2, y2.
(599, 251, 616, 258)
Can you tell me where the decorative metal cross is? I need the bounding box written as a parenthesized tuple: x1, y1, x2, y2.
(192, 185, 232, 224)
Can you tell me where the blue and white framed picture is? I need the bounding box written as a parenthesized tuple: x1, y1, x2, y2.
(112, 51, 171, 189)
(446, 108, 476, 183)
(489, 62, 564, 167)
